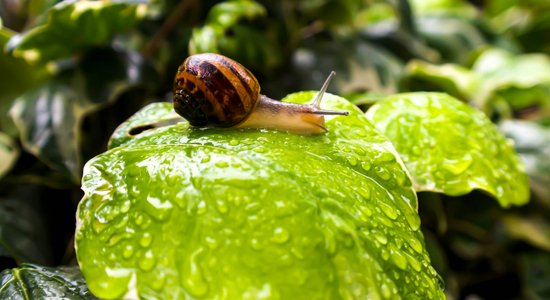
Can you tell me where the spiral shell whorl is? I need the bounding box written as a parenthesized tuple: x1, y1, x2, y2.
(173, 53, 261, 127)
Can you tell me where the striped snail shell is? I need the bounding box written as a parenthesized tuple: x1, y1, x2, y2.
(173, 53, 347, 134)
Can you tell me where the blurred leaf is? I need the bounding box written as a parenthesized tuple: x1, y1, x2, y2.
(403, 48, 550, 119)
(0, 185, 53, 265)
(472, 48, 550, 113)
(6, 0, 147, 64)
(0, 263, 96, 299)
(403, 60, 478, 99)
(499, 120, 550, 205)
(9, 82, 86, 182)
(365, 92, 530, 207)
(502, 215, 550, 251)
(291, 38, 404, 96)
(76, 95, 444, 299)
(206, 0, 266, 27)
(0, 24, 49, 135)
(0, 132, 18, 179)
(415, 15, 487, 63)
(410, 0, 478, 18)
(189, 0, 281, 72)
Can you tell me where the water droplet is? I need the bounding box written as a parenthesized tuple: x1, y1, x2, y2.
(144, 196, 173, 221)
(216, 199, 228, 214)
(375, 166, 392, 181)
(197, 200, 207, 215)
(139, 232, 153, 248)
(380, 283, 392, 299)
(182, 249, 208, 297)
(254, 146, 267, 153)
(405, 252, 421, 272)
(150, 273, 166, 291)
(407, 237, 423, 254)
(138, 250, 156, 271)
(390, 249, 408, 270)
(92, 219, 108, 234)
(443, 155, 472, 175)
(122, 244, 134, 259)
(271, 227, 290, 244)
(215, 160, 229, 168)
(205, 236, 218, 249)
(361, 161, 371, 172)
(133, 212, 152, 229)
(373, 230, 388, 245)
(347, 156, 358, 166)
(200, 154, 211, 163)
(403, 211, 421, 231)
(229, 139, 239, 146)
(250, 238, 263, 250)
(379, 202, 398, 220)
(120, 200, 131, 214)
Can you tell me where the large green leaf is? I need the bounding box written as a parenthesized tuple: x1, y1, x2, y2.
(6, 0, 146, 64)
(0, 263, 96, 299)
(365, 92, 529, 207)
(75, 93, 444, 299)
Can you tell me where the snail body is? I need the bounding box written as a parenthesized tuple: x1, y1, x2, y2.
(173, 53, 347, 134)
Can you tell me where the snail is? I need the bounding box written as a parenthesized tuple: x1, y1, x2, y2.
(173, 53, 348, 134)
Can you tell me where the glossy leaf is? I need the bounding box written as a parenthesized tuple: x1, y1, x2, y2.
(365, 92, 529, 207)
(6, 0, 146, 64)
(76, 93, 444, 299)
(499, 120, 550, 205)
(9, 82, 88, 182)
(0, 263, 96, 299)
(0, 132, 18, 179)
(403, 60, 478, 99)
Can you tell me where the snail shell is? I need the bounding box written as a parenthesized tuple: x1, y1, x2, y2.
(173, 53, 348, 134)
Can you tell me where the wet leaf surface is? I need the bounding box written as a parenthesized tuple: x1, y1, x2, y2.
(76, 93, 444, 299)
(365, 92, 529, 207)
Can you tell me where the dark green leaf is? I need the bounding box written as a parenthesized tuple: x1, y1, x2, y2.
(76, 94, 444, 299)
(9, 82, 87, 182)
(6, 0, 146, 64)
(0, 186, 53, 265)
(365, 92, 530, 207)
(0, 263, 96, 299)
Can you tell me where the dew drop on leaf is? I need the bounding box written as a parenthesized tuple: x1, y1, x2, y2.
(122, 244, 134, 259)
(271, 227, 290, 244)
(139, 232, 153, 248)
(138, 250, 156, 271)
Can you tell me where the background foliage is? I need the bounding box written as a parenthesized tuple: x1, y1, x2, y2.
(0, 0, 549, 298)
